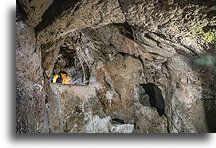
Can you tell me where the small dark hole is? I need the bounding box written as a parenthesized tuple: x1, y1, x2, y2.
(112, 118, 125, 124)
(138, 83, 165, 116)
(45, 97, 48, 104)
(202, 25, 216, 33)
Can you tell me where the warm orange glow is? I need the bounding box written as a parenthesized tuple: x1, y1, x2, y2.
(52, 72, 71, 84)
(53, 74, 59, 83)
(62, 75, 71, 84)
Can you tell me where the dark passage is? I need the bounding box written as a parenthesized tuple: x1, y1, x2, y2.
(138, 83, 165, 116)
(52, 46, 90, 85)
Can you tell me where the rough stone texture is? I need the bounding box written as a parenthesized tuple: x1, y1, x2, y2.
(36, 0, 125, 44)
(166, 55, 215, 132)
(134, 107, 168, 133)
(49, 84, 97, 133)
(120, 0, 216, 52)
(16, 21, 49, 133)
(17, 0, 54, 27)
(94, 54, 143, 123)
(48, 84, 134, 133)
(16, 0, 216, 133)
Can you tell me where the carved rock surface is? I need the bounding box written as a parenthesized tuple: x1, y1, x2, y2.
(16, 0, 216, 133)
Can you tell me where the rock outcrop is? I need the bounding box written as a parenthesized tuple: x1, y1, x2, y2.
(16, 21, 48, 133)
(16, 0, 216, 133)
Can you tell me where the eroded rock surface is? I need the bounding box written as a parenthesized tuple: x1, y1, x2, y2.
(16, 0, 216, 133)
(16, 21, 48, 133)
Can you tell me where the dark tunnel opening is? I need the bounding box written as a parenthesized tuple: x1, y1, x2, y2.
(138, 83, 165, 116)
(52, 46, 90, 85)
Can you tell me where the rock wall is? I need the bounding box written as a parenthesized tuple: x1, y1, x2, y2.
(16, 0, 216, 133)
(16, 21, 49, 133)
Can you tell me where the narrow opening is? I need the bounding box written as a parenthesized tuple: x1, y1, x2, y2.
(138, 83, 165, 116)
(113, 22, 134, 40)
(111, 118, 125, 124)
(52, 46, 90, 85)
